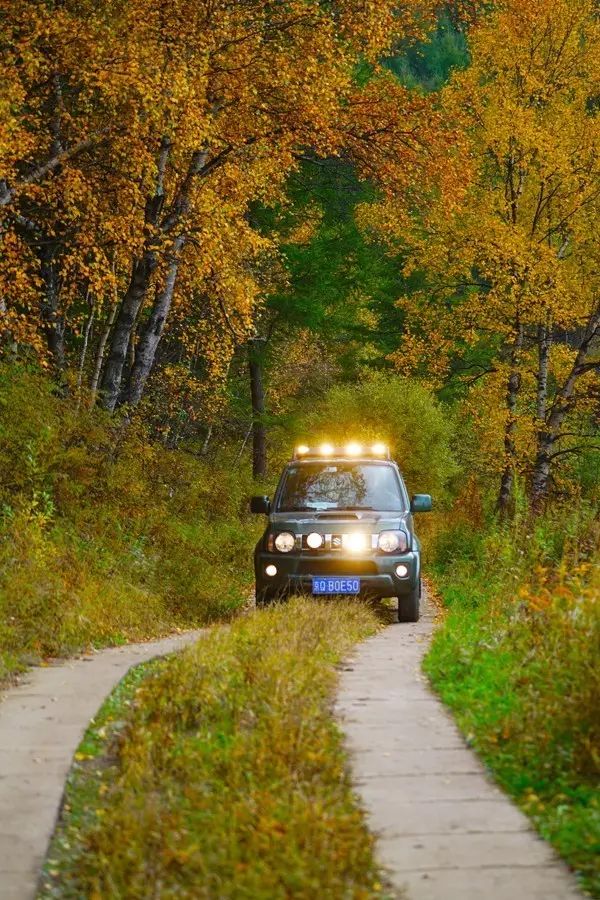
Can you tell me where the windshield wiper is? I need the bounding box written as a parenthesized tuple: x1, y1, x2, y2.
(279, 505, 318, 512)
(336, 505, 376, 511)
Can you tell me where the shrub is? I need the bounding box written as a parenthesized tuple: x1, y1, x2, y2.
(295, 372, 459, 500)
(0, 363, 261, 679)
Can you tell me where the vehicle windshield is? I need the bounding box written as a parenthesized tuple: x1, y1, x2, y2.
(277, 462, 406, 512)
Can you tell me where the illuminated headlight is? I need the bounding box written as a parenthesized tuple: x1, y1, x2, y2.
(342, 533, 368, 554)
(396, 564, 409, 578)
(378, 530, 408, 553)
(274, 532, 295, 553)
(265, 564, 277, 577)
(306, 532, 324, 549)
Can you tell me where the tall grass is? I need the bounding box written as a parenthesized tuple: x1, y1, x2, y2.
(40, 599, 388, 899)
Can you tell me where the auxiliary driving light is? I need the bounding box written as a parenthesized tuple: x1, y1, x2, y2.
(395, 564, 409, 578)
(320, 443, 334, 456)
(371, 442, 387, 456)
(345, 442, 363, 456)
(343, 533, 368, 553)
(306, 532, 324, 549)
(265, 564, 278, 577)
(296, 445, 310, 456)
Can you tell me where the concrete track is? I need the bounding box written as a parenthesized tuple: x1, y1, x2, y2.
(336, 593, 582, 900)
(0, 632, 202, 900)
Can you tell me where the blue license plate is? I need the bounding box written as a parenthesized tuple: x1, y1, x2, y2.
(312, 577, 361, 595)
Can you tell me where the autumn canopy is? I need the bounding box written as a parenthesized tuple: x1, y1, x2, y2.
(1, 0, 598, 511)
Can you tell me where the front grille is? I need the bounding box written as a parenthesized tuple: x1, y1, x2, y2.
(297, 559, 378, 576)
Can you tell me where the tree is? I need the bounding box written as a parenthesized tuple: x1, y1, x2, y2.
(370, 0, 600, 513)
(1, 0, 443, 414)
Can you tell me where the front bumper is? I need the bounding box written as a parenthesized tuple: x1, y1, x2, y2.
(256, 550, 419, 598)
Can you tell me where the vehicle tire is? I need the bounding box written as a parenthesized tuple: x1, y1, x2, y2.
(397, 582, 420, 623)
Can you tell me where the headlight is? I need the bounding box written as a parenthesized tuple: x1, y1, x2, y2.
(275, 531, 295, 553)
(342, 533, 368, 553)
(378, 531, 408, 553)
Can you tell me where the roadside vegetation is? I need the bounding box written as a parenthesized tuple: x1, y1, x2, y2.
(0, 363, 260, 682)
(425, 509, 600, 895)
(39, 599, 387, 900)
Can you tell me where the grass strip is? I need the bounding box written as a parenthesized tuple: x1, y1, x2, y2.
(40, 598, 392, 899)
(424, 584, 600, 898)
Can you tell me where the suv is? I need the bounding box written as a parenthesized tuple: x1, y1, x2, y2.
(250, 443, 432, 622)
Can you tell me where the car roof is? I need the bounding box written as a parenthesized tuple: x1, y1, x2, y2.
(285, 457, 398, 468)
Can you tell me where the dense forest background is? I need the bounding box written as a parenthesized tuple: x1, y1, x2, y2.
(0, 1, 599, 892)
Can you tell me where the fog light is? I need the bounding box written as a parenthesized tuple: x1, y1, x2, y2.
(265, 564, 278, 577)
(306, 532, 324, 549)
(395, 564, 409, 578)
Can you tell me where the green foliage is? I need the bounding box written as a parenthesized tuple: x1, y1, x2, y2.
(426, 510, 600, 896)
(40, 599, 387, 899)
(384, 13, 469, 92)
(0, 364, 261, 680)
(296, 373, 459, 499)
(255, 158, 406, 375)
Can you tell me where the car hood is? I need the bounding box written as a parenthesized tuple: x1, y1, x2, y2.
(269, 511, 410, 534)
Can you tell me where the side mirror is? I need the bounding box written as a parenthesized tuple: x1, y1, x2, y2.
(250, 495, 271, 515)
(411, 494, 432, 513)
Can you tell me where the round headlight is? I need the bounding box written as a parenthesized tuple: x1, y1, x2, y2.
(275, 531, 295, 553)
(306, 532, 324, 549)
(378, 531, 406, 553)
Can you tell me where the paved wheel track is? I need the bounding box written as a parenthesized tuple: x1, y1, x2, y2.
(0, 595, 585, 900)
(336, 591, 583, 900)
(0, 632, 202, 900)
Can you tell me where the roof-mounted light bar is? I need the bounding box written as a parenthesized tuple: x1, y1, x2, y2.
(292, 443, 391, 460)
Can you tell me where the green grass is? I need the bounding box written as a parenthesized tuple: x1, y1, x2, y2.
(424, 566, 600, 897)
(39, 598, 393, 900)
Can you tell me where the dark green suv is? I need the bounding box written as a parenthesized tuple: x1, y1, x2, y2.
(250, 443, 432, 622)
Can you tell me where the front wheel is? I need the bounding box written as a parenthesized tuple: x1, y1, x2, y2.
(397, 582, 420, 623)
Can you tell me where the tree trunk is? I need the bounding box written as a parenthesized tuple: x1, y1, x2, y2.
(89, 299, 118, 406)
(530, 302, 600, 512)
(248, 338, 267, 479)
(497, 321, 524, 517)
(76, 292, 94, 401)
(528, 317, 552, 512)
(536, 317, 551, 421)
(38, 240, 65, 370)
(99, 138, 171, 411)
(98, 253, 156, 410)
(126, 235, 186, 406)
(530, 432, 553, 512)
